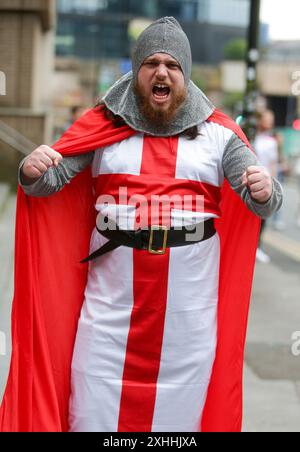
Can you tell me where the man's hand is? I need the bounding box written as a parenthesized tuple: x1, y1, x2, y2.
(242, 166, 273, 204)
(22, 145, 63, 180)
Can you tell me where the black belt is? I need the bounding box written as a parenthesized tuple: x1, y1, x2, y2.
(81, 218, 216, 264)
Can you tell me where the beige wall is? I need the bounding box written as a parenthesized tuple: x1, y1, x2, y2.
(0, 0, 55, 31)
(0, 12, 54, 109)
(221, 59, 300, 99)
(257, 62, 300, 97)
(220, 61, 246, 93)
(0, 1, 55, 172)
(0, 13, 37, 108)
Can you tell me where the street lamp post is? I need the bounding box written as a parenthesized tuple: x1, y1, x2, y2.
(241, 0, 261, 142)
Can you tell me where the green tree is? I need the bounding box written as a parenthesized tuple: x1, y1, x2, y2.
(224, 39, 247, 61)
(223, 92, 244, 114)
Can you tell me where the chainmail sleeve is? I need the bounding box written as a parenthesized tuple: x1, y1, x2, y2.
(18, 152, 95, 197)
(222, 134, 283, 219)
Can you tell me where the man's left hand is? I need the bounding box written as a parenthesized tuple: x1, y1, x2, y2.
(242, 166, 273, 204)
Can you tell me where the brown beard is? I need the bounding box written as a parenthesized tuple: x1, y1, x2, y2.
(133, 82, 187, 127)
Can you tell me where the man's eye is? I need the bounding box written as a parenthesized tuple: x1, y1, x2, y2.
(168, 64, 179, 69)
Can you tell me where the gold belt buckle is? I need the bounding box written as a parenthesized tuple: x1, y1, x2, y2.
(148, 225, 168, 255)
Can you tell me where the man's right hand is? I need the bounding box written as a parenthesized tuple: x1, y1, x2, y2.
(22, 145, 63, 180)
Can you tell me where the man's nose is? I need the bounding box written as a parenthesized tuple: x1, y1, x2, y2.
(156, 64, 168, 78)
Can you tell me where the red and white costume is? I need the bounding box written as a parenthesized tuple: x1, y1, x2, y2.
(0, 108, 261, 432)
(69, 124, 233, 431)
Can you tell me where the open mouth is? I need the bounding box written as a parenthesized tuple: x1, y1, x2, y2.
(152, 84, 171, 102)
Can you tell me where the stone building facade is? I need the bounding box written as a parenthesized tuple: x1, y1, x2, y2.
(0, 0, 55, 184)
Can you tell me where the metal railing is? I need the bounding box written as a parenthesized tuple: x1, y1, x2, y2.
(0, 120, 37, 156)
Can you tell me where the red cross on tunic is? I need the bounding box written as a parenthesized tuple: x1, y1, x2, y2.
(92, 135, 222, 432)
(93, 135, 222, 230)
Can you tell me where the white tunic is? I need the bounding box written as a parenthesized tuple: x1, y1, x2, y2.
(69, 122, 233, 432)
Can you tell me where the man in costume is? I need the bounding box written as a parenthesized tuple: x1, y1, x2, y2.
(0, 18, 283, 432)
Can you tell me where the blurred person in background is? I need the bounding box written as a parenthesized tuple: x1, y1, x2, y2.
(254, 109, 282, 263)
(1, 18, 283, 433)
(273, 130, 289, 226)
(53, 105, 87, 142)
(64, 105, 87, 131)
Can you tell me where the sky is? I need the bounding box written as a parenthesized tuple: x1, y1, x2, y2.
(261, 0, 300, 40)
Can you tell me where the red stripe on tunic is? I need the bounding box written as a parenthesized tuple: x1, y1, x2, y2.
(117, 136, 177, 431)
(117, 249, 170, 431)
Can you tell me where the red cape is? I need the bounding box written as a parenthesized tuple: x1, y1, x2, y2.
(0, 106, 260, 432)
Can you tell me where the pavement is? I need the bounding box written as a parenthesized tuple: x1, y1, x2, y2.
(0, 184, 15, 402)
(243, 243, 300, 432)
(243, 180, 300, 432)
(0, 180, 300, 432)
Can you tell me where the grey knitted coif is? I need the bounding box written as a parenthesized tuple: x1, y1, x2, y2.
(102, 16, 215, 137)
(132, 16, 192, 85)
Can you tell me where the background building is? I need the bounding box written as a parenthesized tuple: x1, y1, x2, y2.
(0, 0, 55, 184)
(197, 0, 249, 26)
(56, 0, 249, 64)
